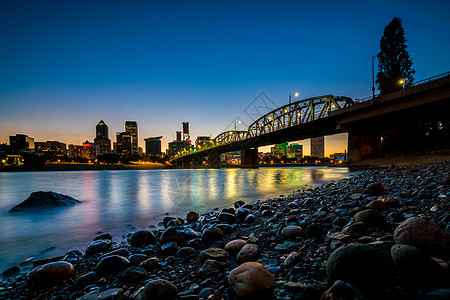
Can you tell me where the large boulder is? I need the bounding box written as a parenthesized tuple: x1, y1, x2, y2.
(9, 191, 81, 212)
(28, 261, 74, 285)
(228, 262, 275, 297)
(326, 243, 392, 294)
(393, 217, 450, 255)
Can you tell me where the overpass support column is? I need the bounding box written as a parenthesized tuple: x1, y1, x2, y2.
(208, 153, 221, 169)
(241, 148, 259, 168)
(181, 158, 192, 168)
(347, 133, 381, 162)
(193, 154, 204, 168)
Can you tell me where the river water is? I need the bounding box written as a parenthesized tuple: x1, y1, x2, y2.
(0, 167, 349, 273)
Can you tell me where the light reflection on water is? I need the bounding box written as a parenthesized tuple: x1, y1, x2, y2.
(0, 167, 348, 272)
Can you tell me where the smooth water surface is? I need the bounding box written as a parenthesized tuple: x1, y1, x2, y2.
(0, 167, 349, 272)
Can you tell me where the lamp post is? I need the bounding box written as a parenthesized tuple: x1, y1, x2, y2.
(372, 55, 377, 98)
(289, 92, 299, 105)
(399, 79, 405, 89)
(234, 120, 241, 132)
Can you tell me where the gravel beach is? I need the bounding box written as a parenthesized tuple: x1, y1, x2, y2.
(1, 161, 449, 300)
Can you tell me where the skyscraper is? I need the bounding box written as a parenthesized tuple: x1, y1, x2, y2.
(94, 120, 111, 156)
(311, 136, 325, 158)
(9, 134, 34, 152)
(145, 136, 162, 156)
(125, 121, 138, 154)
(116, 132, 132, 157)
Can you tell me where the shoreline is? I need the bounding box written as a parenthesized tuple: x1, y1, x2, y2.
(1, 160, 449, 299)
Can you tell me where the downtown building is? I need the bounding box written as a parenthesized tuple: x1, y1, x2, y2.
(145, 136, 162, 156)
(116, 132, 132, 157)
(68, 141, 96, 160)
(311, 136, 325, 158)
(9, 134, 34, 152)
(125, 121, 138, 155)
(287, 143, 303, 159)
(94, 120, 111, 156)
(35, 141, 67, 158)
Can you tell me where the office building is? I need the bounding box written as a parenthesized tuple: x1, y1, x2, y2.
(271, 142, 288, 158)
(94, 120, 111, 156)
(35, 141, 67, 157)
(311, 136, 325, 158)
(287, 143, 303, 159)
(9, 134, 34, 152)
(69, 141, 96, 160)
(125, 121, 138, 154)
(168, 141, 188, 157)
(195, 136, 210, 148)
(116, 132, 132, 157)
(145, 136, 162, 156)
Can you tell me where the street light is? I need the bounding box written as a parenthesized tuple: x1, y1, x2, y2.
(234, 120, 241, 131)
(399, 78, 405, 89)
(372, 55, 377, 98)
(289, 92, 299, 105)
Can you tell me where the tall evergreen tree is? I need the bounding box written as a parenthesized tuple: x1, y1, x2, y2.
(376, 17, 415, 94)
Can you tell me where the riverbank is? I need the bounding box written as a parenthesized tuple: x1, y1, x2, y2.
(1, 161, 449, 299)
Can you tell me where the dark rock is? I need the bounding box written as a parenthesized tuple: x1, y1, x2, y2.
(161, 226, 184, 244)
(139, 257, 159, 271)
(236, 208, 251, 220)
(163, 217, 176, 228)
(282, 225, 304, 238)
(199, 248, 227, 263)
(426, 289, 450, 299)
(237, 244, 259, 262)
(225, 239, 247, 254)
(123, 266, 148, 283)
(134, 279, 178, 300)
(326, 243, 392, 293)
(186, 211, 200, 223)
(129, 230, 157, 247)
(78, 288, 124, 300)
(85, 239, 112, 256)
(73, 271, 100, 289)
(215, 223, 233, 235)
(320, 280, 361, 300)
(198, 259, 225, 279)
(366, 183, 384, 195)
(218, 212, 236, 224)
(28, 261, 74, 285)
(162, 242, 178, 256)
(184, 228, 200, 240)
(94, 232, 113, 241)
(2, 265, 20, 278)
(391, 244, 444, 287)
(352, 209, 386, 229)
(177, 247, 196, 257)
(201, 227, 224, 243)
(9, 191, 81, 212)
(245, 214, 256, 223)
(128, 254, 148, 265)
(94, 255, 130, 274)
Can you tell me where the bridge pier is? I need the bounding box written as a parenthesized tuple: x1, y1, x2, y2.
(347, 132, 381, 162)
(193, 154, 204, 168)
(180, 158, 191, 168)
(208, 153, 221, 169)
(241, 148, 259, 168)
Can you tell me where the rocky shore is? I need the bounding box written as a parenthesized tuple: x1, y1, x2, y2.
(1, 161, 449, 300)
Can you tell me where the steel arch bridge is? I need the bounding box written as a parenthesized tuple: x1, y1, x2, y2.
(173, 95, 354, 158)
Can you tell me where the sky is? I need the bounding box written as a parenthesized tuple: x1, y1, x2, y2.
(1, 0, 449, 156)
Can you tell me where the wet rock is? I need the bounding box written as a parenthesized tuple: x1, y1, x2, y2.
(320, 280, 361, 300)
(391, 244, 444, 286)
(100, 248, 129, 259)
(283, 252, 301, 270)
(186, 211, 200, 223)
(128, 254, 148, 265)
(366, 199, 387, 211)
(94, 232, 113, 241)
(94, 255, 130, 274)
(218, 212, 236, 224)
(326, 243, 391, 293)
(162, 242, 178, 256)
(393, 217, 450, 255)
(28, 261, 74, 285)
(184, 228, 200, 240)
(85, 239, 112, 256)
(215, 223, 233, 235)
(160, 226, 184, 244)
(237, 243, 259, 262)
(123, 266, 148, 283)
(225, 239, 247, 254)
(228, 262, 275, 297)
(282, 225, 304, 238)
(426, 289, 450, 299)
(236, 208, 251, 220)
(139, 257, 159, 271)
(177, 247, 196, 257)
(2, 265, 20, 278)
(62, 249, 84, 263)
(78, 288, 124, 300)
(198, 259, 225, 279)
(366, 183, 384, 195)
(199, 248, 227, 263)
(352, 209, 386, 229)
(341, 222, 366, 235)
(133, 279, 178, 300)
(73, 271, 100, 289)
(9, 191, 81, 212)
(129, 230, 157, 247)
(201, 227, 224, 243)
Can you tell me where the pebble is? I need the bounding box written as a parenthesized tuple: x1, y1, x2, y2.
(28, 261, 74, 285)
(228, 262, 275, 297)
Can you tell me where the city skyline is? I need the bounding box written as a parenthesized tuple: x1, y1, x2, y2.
(1, 1, 449, 155)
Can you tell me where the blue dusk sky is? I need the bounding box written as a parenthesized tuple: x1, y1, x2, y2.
(1, 0, 449, 155)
